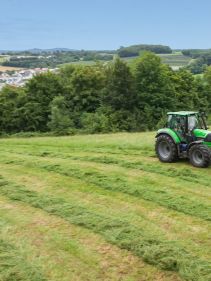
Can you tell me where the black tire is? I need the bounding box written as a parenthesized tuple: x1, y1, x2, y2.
(156, 134, 178, 163)
(189, 144, 210, 168)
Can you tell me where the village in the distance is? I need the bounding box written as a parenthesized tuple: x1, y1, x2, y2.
(0, 67, 58, 90)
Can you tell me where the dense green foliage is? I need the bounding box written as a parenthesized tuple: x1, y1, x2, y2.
(182, 49, 211, 74)
(0, 52, 211, 135)
(117, 44, 172, 57)
(181, 49, 211, 58)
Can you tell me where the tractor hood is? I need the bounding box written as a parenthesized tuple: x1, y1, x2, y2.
(193, 129, 211, 138)
(194, 129, 211, 147)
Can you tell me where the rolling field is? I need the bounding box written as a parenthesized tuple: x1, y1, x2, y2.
(0, 66, 23, 72)
(0, 132, 210, 281)
(0, 56, 22, 72)
(122, 53, 191, 70)
(158, 53, 191, 69)
(0, 56, 10, 64)
(60, 52, 191, 70)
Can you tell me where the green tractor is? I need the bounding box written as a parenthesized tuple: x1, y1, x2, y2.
(155, 111, 211, 168)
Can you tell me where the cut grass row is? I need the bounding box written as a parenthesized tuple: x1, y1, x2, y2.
(0, 227, 46, 281)
(0, 176, 210, 281)
(0, 162, 209, 260)
(0, 133, 210, 281)
(2, 145, 211, 192)
(0, 152, 210, 221)
(1, 196, 172, 281)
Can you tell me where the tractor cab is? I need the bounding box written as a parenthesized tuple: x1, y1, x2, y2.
(166, 111, 208, 143)
(155, 111, 211, 168)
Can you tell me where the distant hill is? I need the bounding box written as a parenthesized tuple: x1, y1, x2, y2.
(27, 48, 73, 54)
(117, 44, 172, 57)
(0, 48, 76, 55)
(1, 44, 210, 72)
(0, 48, 116, 55)
(1, 45, 211, 57)
(181, 49, 211, 57)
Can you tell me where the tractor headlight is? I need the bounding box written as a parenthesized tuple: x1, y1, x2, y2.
(204, 133, 211, 142)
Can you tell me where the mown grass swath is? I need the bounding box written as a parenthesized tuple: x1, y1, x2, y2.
(0, 153, 210, 221)
(0, 229, 46, 281)
(0, 177, 210, 281)
(0, 133, 210, 281)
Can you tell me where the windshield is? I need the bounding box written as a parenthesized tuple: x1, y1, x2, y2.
(188, 115, 205, 130)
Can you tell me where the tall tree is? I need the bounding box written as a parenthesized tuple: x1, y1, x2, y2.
(134, 52, 176, 128)
(0, 86, 26, 133)
(60, 65, 105, 127)
(25, 72, 63, 131)
(48, 96, 73, 134)
(204, 66, 211, 109)
(65, 65, 105, 113)
(172, 69, 200, 111)
(102, 58, 136, 111)
(101, 58, 139, 131)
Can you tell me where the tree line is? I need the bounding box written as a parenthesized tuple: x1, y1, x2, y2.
(182, 49, 211, 74)
(2, 51, 113, 69)
(117, 44, 172, 57)
(0, 52, 211, 135)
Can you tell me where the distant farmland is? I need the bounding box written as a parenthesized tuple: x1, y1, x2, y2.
(159, 52, 191, 68)
(0, 55, 9, 63)
(60, 52, 191, 70)
(122, 52, 191, 69)
(0, 66, 23, 72)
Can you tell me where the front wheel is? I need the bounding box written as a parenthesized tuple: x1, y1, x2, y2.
(189, 145, 210, 168)
(155, 135, 178, 163)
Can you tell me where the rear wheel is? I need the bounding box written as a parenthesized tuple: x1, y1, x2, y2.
(189, 145, 210, 168)
(156, 135, 178, 163)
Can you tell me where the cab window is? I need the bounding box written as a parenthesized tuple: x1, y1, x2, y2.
(169, 115, 185, 132)
(188, 116, 199, 130)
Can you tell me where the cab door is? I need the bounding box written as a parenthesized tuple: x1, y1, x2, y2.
(168, 115, 187, 142)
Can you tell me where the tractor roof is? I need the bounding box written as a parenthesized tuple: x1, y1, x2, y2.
(167, 111, 199, 116)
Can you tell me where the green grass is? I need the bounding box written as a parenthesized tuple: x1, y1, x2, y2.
(158, 53, 191, 67)
(59, 60, 97, 67)
(0, 223, 46, 281)
(0, 55, 10, 64)
(0, 132, 210, 281)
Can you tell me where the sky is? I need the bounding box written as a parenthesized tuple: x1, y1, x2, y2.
(1, 0, 211, 50)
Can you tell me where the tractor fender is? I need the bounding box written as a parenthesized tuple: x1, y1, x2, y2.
(156, 129, 181, 144)
(188, 140, 204, 151)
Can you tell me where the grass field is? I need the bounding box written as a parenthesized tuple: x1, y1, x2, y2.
(121, 53, 191, 70)
(0, 132, 210, 281)
(0, 56, 10, 64)
(158, 52, 191, 69)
